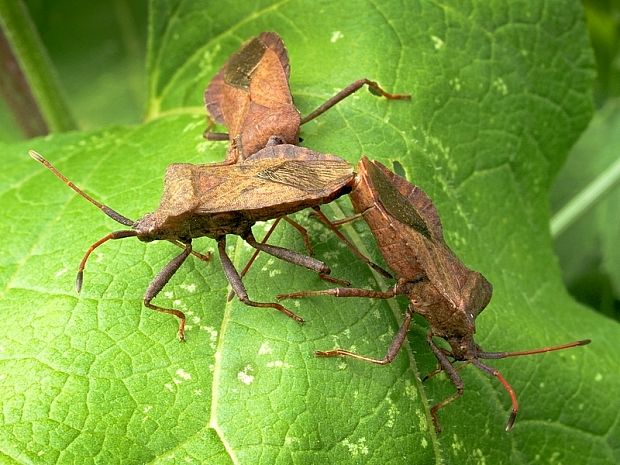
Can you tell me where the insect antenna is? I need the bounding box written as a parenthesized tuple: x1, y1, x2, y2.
(477, 339, 591, 360)
(471, 359, 519, 431)
(29, 150, 135, 227)
(76, 230, 138, 292)
(473, 339, 591, 430)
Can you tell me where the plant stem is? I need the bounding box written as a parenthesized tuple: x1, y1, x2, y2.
(551, 156, 620, 237)
(0, 0, 76, 135)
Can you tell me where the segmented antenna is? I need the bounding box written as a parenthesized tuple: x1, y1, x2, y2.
(76, 230, 138, 292)
(475, 338, 591, 430)
(29, 150, 212, 290)
(29, 150, 135, 226)
(478, 339, 591, 360)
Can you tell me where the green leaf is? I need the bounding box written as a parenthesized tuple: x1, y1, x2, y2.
(1, 1, 617, 464)
(551, 98, 620, 319)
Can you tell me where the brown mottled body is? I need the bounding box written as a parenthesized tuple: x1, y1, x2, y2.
(205, 32, 300, 162)
(204, 31, 410, 162)
(30, 147, 355, 341)
(140, 145, 354, 241)
(279, 157, 590, 432)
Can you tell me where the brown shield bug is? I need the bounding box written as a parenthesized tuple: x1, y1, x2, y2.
(204, 31, 402, 289)
(203, 31, 410, 163)
(279, 157, 591, 432)
(30, 145, 359, 341)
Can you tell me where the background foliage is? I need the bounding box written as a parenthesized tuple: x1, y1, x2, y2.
(0, 1, 618, 464)
(551, 0, 620, 322)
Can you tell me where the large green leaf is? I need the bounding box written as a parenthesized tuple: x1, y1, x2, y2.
(1, 1, 616, 464)
(551, 99, 620, 320)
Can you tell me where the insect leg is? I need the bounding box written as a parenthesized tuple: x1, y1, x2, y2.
(277, 286, 398, 301)
(203, 117, 229, 141)
(426, 331, 465, 433)
(203, 133, 243, 165)
(282, 216, 314, 255)
(204, 131, 229, 141)
(244, 232, 351, 286)
(218, 237, 304, 323)
(315, 304, 415, 365)
(300, 78, 410, 125)
(423, 358, 470, 382)
(143, 243, 192, 341)
(311, 207, 392, 279)
(244, 233, 330, 274)
(319, 212, 363, 227)
(226, 218, 284, 301)
(168, 239, 211, 262)
(226, 216, 321, 302)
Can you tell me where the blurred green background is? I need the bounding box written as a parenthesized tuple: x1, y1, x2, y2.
(551, 0, 620, 322)
(1, 0, 619, 322)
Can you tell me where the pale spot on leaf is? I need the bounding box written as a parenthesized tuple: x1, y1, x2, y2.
(404, 380, 418, 401)
(266, 360, 292, 368)
(180, 283, 197, 293)
(341, 437, 369, 456)
(416, 408, 428, 432)
(330, 31, 344, 43)
(386, 397, 399, 427)
(492, 77, 508, 95)
(55, 267, 68, 278)
(473, 448, 487, 465)
(452, 433, 464, 453)
(237, 365, 254, 385)
(202, 326, 218, 349)
(176, 368, 192, 381)
(431, 35, 444, 50)
(269, 269, 282, 277)
(258, 341, 272, 355)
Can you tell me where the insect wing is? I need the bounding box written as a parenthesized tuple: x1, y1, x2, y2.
(257, 32, 290, 77)
(369, 159, 444, 241)
(255, 159, 354, 195)
(225, 37, 267, 88)
(193, 158, 353, 215)
(363, 158, 432, 240)
(204, 32, 290, 124)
